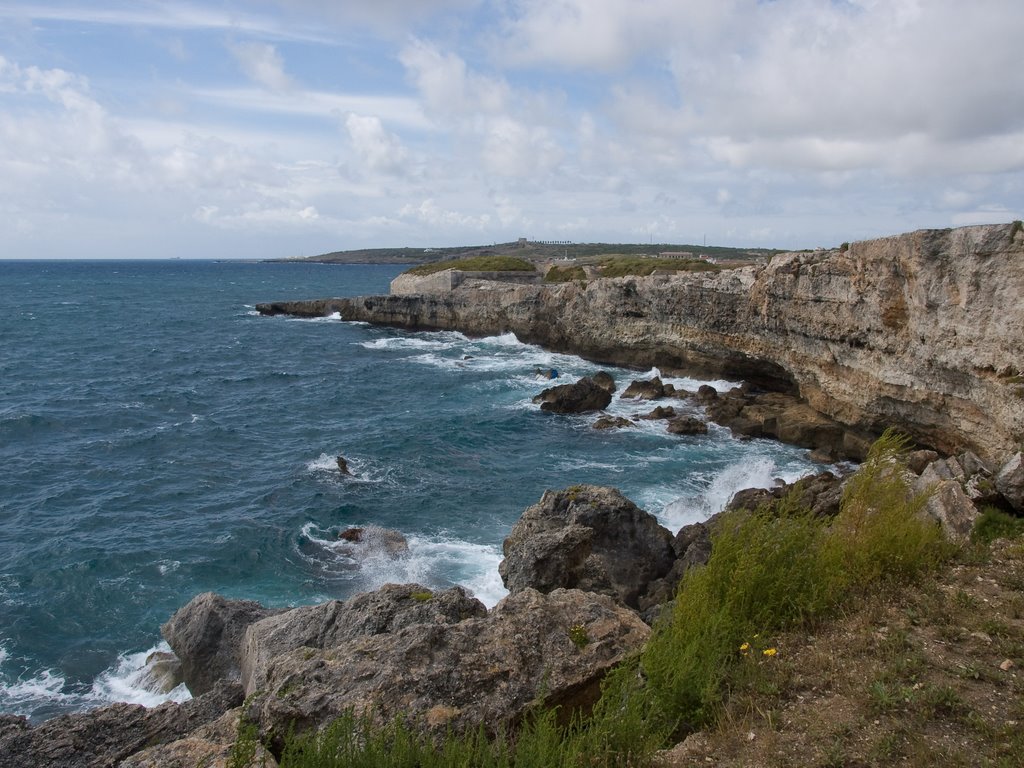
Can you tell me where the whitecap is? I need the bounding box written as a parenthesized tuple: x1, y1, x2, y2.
(306, 453, 391, 485)
(0, 668, 73, 715)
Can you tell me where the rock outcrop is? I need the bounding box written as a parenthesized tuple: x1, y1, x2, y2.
(245, 587, 649, 740)
(498, 485, 676, 609)
(0, 681, 243, 768)
(258, 224, 1024, 463)
(162, 592, 280, 696)
(532, 376, 613, 413)
(240, 584, 486, 694)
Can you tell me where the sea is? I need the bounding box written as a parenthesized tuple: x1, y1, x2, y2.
(0, 260, 823, 723)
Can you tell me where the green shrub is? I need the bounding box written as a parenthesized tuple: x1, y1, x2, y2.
(404, 256, 535, 276)
(639, 429, 948, 730)
(972, 506, 1024, 544)
(543, 265, 587, 283)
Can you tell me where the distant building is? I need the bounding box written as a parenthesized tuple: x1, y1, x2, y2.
(659, 251, 696, 259)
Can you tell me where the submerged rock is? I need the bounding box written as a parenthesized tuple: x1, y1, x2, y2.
(620, 377, 666, 400)
(592, 415, 634, 430)
(592, 370, 616, 393)
(666, 415, 709, 435)
(338, 525, 409, 558)
(498, 485, 675, 609)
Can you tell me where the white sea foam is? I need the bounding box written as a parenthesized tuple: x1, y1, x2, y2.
(0, 668, 72, 713)
(156, 559, 181, 576)
(287, 311, 341, 323)
(90, 642, 192, 707)
(306, 453, 391, 485)
(297, 524, 507, 608)
(654, 454, 812, 532)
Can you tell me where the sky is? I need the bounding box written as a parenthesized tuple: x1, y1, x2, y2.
(1, 1, 1022, 259)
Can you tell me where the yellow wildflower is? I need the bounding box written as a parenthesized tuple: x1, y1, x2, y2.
(762, 648, 778, 657)
(739, 642, 750, 652)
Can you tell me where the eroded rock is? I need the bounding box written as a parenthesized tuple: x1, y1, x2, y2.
(498, 485, 675, 609)
(240, 584, 486, 694)
(245, 588, 649, 740)
(0, 681, 242, 768)
(532, 376, 612, 413)
(162, 592, 280, 695)
(620, 377, 666, 400)
(996, 452, 1024, 512)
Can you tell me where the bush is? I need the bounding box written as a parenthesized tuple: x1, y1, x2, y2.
(972, 506, 1024, 544)
(543, 265, 587, 283)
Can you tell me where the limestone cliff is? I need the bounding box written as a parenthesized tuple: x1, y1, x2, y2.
(258, 223, 1024, 462)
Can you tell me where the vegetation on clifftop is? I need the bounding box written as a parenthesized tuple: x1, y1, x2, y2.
(236, 432, 1024, 767)
(403, 256, 536, 276)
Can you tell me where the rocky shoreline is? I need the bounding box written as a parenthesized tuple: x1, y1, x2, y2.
(5, 223, 1023, 767)
(4, 447, 1022, 766)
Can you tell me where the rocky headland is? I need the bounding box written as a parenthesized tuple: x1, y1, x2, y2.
(258, 223, 1024, 464)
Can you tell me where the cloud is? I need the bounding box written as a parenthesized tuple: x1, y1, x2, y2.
(344, 113, 409, 174)
(227, 41, 293, 91)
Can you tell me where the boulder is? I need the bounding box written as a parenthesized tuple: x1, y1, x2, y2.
(532, 376, 612, 414)
(620, 377, 666, 400)
(695, 384, 719, 404)
(0, 681, 242, 768)
(996, 452, 1024, 512)
(336, 455, 351, 475)
(240, 584, 486, 694)
(666, 415, 709, 436)
(592, 416, 634, 430)
(245, 588, 650, 739)
(906, 449, 941, 475)
(725, 471, 845, 519)
(639, 522, 714, 617)
(338, 525, 409, 558)
(498, 486, 676, 609)
(162, 592, 280, 696)
(920, 478, 980, 542)
(591, 371, 616, 393)
(120, 708, 277, 768)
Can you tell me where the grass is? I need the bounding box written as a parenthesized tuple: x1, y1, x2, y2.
(403, 256, 536, 276)
(233, 430, 975, 767)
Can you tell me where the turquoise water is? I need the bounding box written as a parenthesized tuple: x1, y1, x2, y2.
(0, 260, 820, 721)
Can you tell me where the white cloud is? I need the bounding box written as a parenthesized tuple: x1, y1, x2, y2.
(227, 41, 293, 91)
(344, 113, 409, 174)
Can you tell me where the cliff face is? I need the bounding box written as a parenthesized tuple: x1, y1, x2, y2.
(259, 223, 1024, 462)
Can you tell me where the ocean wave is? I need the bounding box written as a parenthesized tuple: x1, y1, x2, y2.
(89, 642, 192, 708)
(653, 454, 812, 532)
(296, 524, 507, 608)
